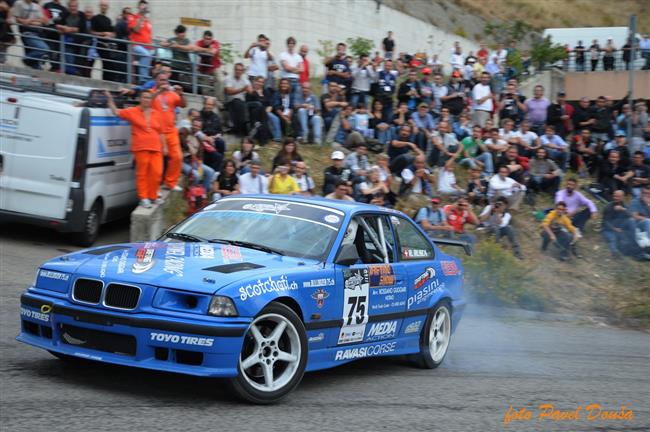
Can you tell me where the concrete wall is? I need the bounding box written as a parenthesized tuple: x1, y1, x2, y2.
(565, 70, 650, 100)
(76, 0, 479, 76)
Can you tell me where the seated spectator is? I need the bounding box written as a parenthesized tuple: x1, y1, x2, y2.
(626, 151, 650, 198)
(188, 118, 224, 174)
(359, 166, 389, 204)
(429, 121, 461, 168)
(602, 190, 639, 258)
(179, 122, 215, 197)
(540, 201, 580, 262)
(388, 124, 421, 163)
(271, 138, 303, 172)
(401, 154, 434, 198)
(498, 118, 521, 147)
(246, 75, 276, 143)
(292, 161, 315, 196)
(555, 178, 597, 232)
(391, 101, 411, 131)
(484, 128, 509, 157)
(467, 167, 488, 205)
(321, 81, 348, 132)
(443, 195, 479, 244)
(452, 112, 472, 141)
(498, 82, 526, 124)
(345, 143, 370, 179)
(416, 197, 454, 237)
(323, 151, 353, 195)
(325, 180, 354, 201)
(528, 148, 562, 202)
(598, 150, 629, 200)
(437, 159, 464, 197)
(571, 128, 599, 176)
(458, 125, 494, 176)
(478, 196, 522, 258)
(238, 160, 268, 194)
(212, 159, 240, 199)
(224, 63, 252, 135)
(540, 125, 569, 171)
(497, 146, 528, 185)
(488, 165, 526, 210)
(629, 186, 650, 249)
(350, 103, 374, 140)
(268, 163, 300, 195)
(232, 137, 259, 173)
(294, 82, 323, 144)
(370, 100, 392, 146)
(397, 69, 422, 112)
(334, 105, 366, 149)
(603, 131, 631, 168)
(411, 103, 435, 152)
(375, 153, 392, 184)
(271, 78, 295, 137)
(514, 119, 541, 157)
(200, 96, 222, 137)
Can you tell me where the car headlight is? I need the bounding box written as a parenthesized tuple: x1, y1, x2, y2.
(208, 296, 238, 317)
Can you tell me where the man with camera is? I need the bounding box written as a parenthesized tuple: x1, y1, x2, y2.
(479, 196, 522, 258)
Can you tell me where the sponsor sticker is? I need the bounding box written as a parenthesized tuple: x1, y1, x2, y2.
(311, 288, 330, 308)
(20, 307, 50, 323)
(195, 245, 215, 259)
(365, 320, 397, 342)
(414, 267, 436, 290)
(149, 332, 214, 347)
(220, 245, 242, 263)
(163, 243, 185, 277)
(324, 214, 340, 224)
(38, 270, 70, 281)
(308, 332, 325, 343)
(404, 320, 422, 334)
(402, 248, 429, 259)
(238, 275, 298, 301)
(368, 265, 396, 287)
(132, 248, 155, 274)
(117, 250, 128, 274)
(441, 260, 460, 276)
(338, 268, 369, 344)
(242, 202, 290, 214)
(334, 341, 397, 361)
(407, 280, 444, 309)
(99, 254, 109, 278)
(303, 278, 335, 288)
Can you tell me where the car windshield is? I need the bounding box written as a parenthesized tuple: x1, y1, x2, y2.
(167, 198, 345, 261)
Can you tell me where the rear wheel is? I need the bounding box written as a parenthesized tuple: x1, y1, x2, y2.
(413, 302, 452, 369)
(73, 201, 101, 246)
(229, 303, 307, 404)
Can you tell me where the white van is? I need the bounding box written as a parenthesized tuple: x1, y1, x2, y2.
(0, 75, 138, 245)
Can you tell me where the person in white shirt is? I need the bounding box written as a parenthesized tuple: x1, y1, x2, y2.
(514, 119, 541, 156)
(239, 160, 268, 194)
(450, 45, 465, 71)
(488, 165, 526, 210)
(437, 159, 464, 196)
(292, 161, 315, 196)
(279, 36, 303, 97)
(479, 196, 522, 258)
(244, 34, 278, 83)
(401, 154, 434, 196)
(472, 72, 493, 127)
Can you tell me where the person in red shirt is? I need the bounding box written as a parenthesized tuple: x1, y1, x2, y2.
(443, 195, 479, 244)
(127, 0, 153, 83)
(151, 73, 187, 191)
(196, 30, 223, 103)
(298, 44, 309, 84)
(105, 90, 164, 208)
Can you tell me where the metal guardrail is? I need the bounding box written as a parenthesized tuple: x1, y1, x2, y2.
(543, 49, 646, 72)
(4, 24, 216, 94)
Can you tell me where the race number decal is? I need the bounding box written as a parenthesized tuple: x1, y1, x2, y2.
(338, 268, 369, 344)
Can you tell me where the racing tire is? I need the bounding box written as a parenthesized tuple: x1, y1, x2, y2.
(229, 303, 308, 404)
(73, 202, 101, 247)
(412, 301, 452, 369)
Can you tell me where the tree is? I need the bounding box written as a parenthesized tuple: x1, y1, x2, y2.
(316, 39, 335, 63)
(530, 36, 567, 70)
(484, 20, 533, 45)
(219, 42, 235, 66)
(345, 37, 375, 57)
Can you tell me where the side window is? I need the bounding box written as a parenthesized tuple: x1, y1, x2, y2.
(341, 215, 395, 264)
(391, 216, 434, 261)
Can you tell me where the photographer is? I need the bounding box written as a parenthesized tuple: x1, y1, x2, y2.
(498, 82, 526, 124)
(350, 54, 377, 109)
(479, 196, 522, 258)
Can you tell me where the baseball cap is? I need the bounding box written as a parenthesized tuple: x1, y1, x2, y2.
(451, 70, 462, 78)
(615, 130, 626, 137)
(331, 150, 345, 160)
(422, 67, 432, 75)
(431, 197, 441, 204)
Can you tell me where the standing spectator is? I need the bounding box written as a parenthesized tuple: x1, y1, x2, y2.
(376, 59, 397, 119)
(640, 34, 650, 70)
(11, 0, 50, 69)
(161, 25, 193, 89)
(323, 151, 353, 195)
(540, 125, 569, 170)
(621, 38, 632, 71)
(555, 178, 597, 233)
(602, 190, 638, 258)
(527, 147, 562, 201)
(224, 63, 252, 135)
(631, 101, 649, 154)
(397, 70, 422, 112)
(54, 0, 87, 75)
(213, 159, 240, 199)
(573, 97, 594, 132)
(450, 44, 464, 71)
(105, 90, 163, 208)
(43, 0, 67, 72)
(443, 196, 478, 244)
(479, 196, 522, 258)
(113, 7, 130, 74)
(382, 30, 395, 59)
(0, 0, 15, 65)
(541, 201, 580, 261)
(525, 85, 550, 135)
(298, 44, 310, 84)
(547, 91, 574, 138)
(416, 197, 453, 237)
(91, 0, 123, 82)
(629, 186, 650, 247)
(325, 180, 354, 201)
(471, 72, 493, 127)
(325, 42, 351, 88)
(127, 0, 153, 84)
(152, 74, 186, 191)
(294, 81, 323, 144)
(589, 39, 600, 71)
(442, 71, 467, 118)
(350, 54, 376, 109)
(574, 40, 586, 72)
(238, 160, 268, 194)
(279, 36, 303, 98)
(590, 95, 613, 144)
(498, 82, 526, 124)
(488, 165, 525, 210)
(458, 125, 494, 176)
(244, 34, 277, 85)
(79, 5, 97, 78)
(430, 72, 449, 116)
(196, 30, 222, 101)
(627, 151, 650, 198)
(602, 37, 616, 71)
(292, 161, 315, 196)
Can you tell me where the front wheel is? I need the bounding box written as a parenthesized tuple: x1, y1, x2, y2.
(229, 303, 307, 404)
(413, 302, 452, 369)
(73, 202, 101, 246)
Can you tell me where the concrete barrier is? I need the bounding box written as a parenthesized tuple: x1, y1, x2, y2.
(129, 190, 183, 242)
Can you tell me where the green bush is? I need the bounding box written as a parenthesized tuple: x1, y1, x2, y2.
(462, 239, 547, 310)
(345, 37, 375, 57)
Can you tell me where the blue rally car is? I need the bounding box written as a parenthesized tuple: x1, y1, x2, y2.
(17, 196, 468, 403)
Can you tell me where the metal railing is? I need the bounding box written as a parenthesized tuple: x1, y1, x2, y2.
(4, 24, 217, 94)
(545, 49, 647, 72)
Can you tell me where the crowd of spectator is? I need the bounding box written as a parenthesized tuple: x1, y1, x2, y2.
(2, 1, 650, 262)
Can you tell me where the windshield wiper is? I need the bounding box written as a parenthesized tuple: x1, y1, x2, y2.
(165, 232, 207, 242)
(209, 238, 285, 256)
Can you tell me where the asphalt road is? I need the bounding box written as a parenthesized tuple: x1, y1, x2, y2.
(1, 221, 649, 432)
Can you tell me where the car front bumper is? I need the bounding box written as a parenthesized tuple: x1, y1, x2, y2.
(17, 292, 251, 378)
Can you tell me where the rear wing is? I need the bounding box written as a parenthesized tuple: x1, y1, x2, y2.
(431, 238, 473, 256)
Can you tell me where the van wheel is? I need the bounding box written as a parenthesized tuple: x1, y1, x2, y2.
(73, 202, 101, 246)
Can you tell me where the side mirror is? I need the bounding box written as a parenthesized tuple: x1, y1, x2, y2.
(335, 243, 360, 266)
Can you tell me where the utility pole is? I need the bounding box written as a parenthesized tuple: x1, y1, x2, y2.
(628, 14, 636, 139)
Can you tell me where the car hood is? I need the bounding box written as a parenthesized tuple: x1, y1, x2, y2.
(42, 242, 315, 295)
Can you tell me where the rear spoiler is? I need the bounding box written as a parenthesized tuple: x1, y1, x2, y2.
(430, 238, 473, 256)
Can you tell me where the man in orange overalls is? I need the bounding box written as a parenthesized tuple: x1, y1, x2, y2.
(151, 72, 186, 191)
(106, 90, 164, 208)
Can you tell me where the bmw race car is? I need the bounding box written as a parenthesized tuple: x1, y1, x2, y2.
(17, 196, 468, 403)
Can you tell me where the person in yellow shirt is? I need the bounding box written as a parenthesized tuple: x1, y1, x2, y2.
(541, 201, 580, 261)
(268, 164, 300, 194)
